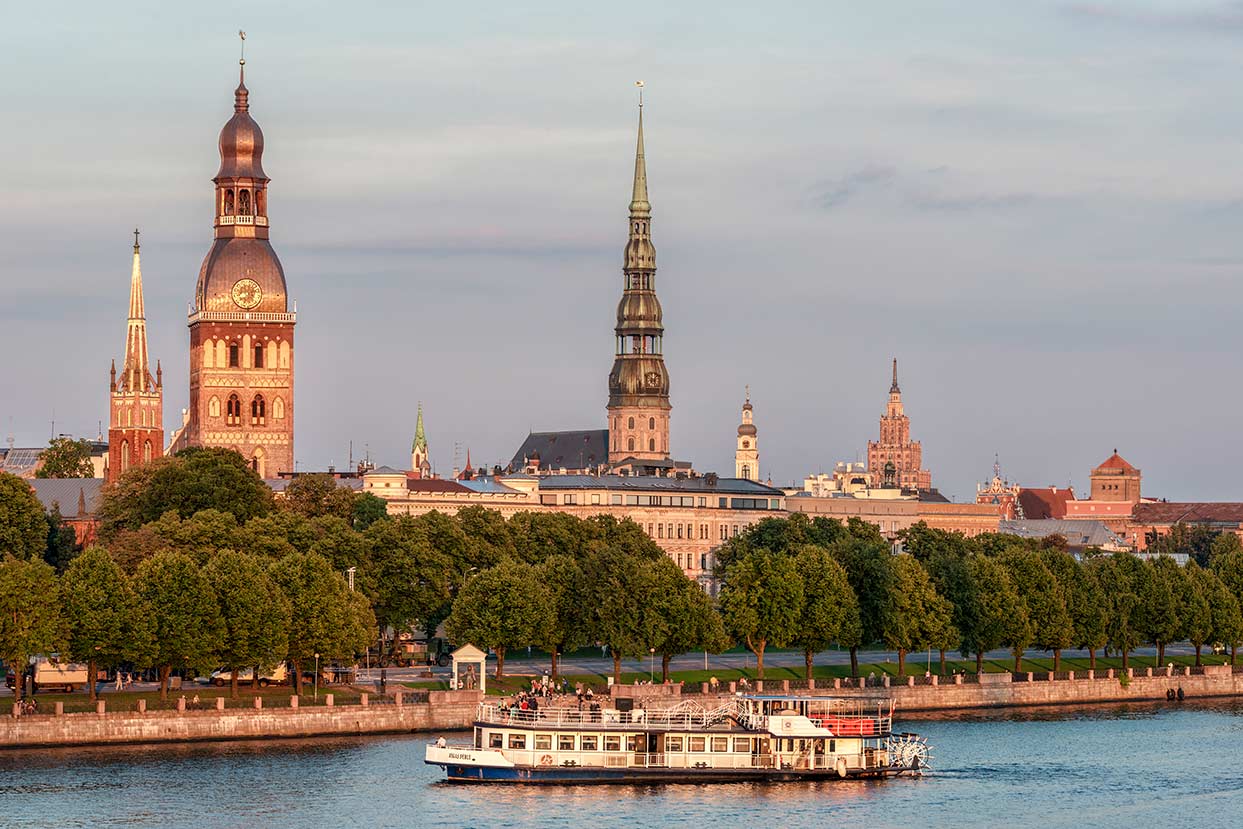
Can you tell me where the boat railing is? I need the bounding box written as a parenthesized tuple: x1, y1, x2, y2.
(477, 700, 747, 731)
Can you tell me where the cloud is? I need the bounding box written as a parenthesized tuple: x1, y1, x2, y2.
(1062, 2, 1243, 33)
(813, 165, 896, 209)
(812, 164, 1049, 214)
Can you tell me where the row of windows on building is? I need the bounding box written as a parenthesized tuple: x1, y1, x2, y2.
(540, 492, 780, 511)
(208, 393, 285, 426)
(115, 405, 158, 428)
(203, 338, 290, 370)
(484, 730, 778, 755)
(117, 439, 153, 471)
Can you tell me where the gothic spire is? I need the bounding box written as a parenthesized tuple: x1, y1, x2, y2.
(121, 230, 153, 393)
(412, 403, 428, 453)
(890, 358, 900, 394)
(630, 90, 649, 216)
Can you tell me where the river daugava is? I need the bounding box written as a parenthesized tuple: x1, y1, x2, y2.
(1, 701, 1240, 829)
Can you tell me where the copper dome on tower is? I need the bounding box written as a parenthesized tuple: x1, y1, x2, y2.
(217, 64, 267, 180)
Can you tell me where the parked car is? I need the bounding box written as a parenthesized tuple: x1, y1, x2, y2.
(203, 664, 289, 688)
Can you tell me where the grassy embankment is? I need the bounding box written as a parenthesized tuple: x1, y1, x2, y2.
(11, 682, 375, 715)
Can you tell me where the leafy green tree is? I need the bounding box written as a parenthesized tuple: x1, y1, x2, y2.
(885, 555, 954, 676)
(1001, 551, 1074, 671)
(1136, 556, 1185, 667)
(1203, 567, 1243, 665)
(0, 472, 49, 559)
(133, 551, 225, 700)
(353, 492, 390, 530)
(455, 506, 516, 565)
(100, 447, 273, 535)
(363, 516, 450, 648)
(1145, 523, 1220, 568)
(647, 557, 728, 682)
(1043, 550, 1108, 669)
(44, 506, 80, 572)
(279, 474, 356, 522)
(581, 544, 665, 684)
(36, 437, 96, 478)
(1182, 562, 1215, 667)
(792, 546, 861, 679)
(828, 532, 897, 676)
(63, 547, 154, 701)
(0, 555, 67, 702)
(719, 548, 803, 679)
(1094, 553, 1143, 669)
(959, 554, 1028, 674)
(234, 510, 312, 559)
(270, 553, 371, 694)
(1213, 547, 1243, 665)
(535, 555, 589, 682)
(445, 560, 553, 678)
(901, 522, 979, 565)
(203, 551, 291, 697)
(508, 512, 600, 563)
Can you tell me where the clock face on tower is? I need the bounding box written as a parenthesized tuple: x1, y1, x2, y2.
(231, 278, 263, 309)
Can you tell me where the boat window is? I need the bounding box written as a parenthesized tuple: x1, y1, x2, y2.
(733, 738, 751, 753)
(627, 735, 641, 752)
(829, 739, 836, 753)
(558, 735, 576, 751)
(535, 734, 552, 751)
(474, 728, 483, 749)
(508, 734, 526, 750)
(665, 736, 683, 752)
(489, 732, 503, 749)
(604, 735, 622, 752)
(689, 737, 706, 752)
(581, 736, 598, 751)
(711, 737, 729, 753)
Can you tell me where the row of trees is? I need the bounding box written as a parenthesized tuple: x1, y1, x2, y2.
(0, 547, 372, 702)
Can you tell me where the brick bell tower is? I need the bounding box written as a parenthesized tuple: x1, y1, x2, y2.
(607, 90, 671, 464)
(107, 230, 164, 483)
(183, 52, 295, 478)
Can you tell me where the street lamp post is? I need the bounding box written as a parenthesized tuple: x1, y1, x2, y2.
(649, 648, 655, 683)
(346, 567, 356, 592)
(314, 653, 320, 702)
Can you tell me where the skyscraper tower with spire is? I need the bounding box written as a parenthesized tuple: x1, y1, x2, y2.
(410, 403, 431, 478)
(607, 93, 671, 464)
(866, 358, 932, 491)
(108, 230, 163, 484)
(179, 48, 296, 478)
(734, 387, 759, 482)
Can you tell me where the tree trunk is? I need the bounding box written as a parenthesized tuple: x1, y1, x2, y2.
(159, 665, 171, 701)
(1013, 649, 1022, 674)
(1157, 641, 1165, 668)
(661, 653, 671, 683)
(976, 651, 983, 674)
(939, 648, 947, 676)
(251, 665, 260, 691)
(1121, 649, 1129, 670)
(897, 649, 906, 676)
(849, 646, 859, 678)
(495, 646, 506, 678)
(1053, 649, 1061, 673)
(1232, 644, 1237, 667)
(231, 667, 239, 699)
(1089, 648, 1097, 671)
(612, 653, 622, 686)
(1195, 644, 1203, 667)
(551, 649, 560, 683)
(756, 640, 766, 679)
(13, 669, 23, 704)
(87, 659, 97, 702)
(804, 649, 814, 681)
(291, 659, 302, 696)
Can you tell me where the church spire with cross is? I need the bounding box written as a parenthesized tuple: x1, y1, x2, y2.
(608, 83, 671, 464)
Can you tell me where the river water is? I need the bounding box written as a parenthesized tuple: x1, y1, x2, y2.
(2, 701, 1241, 829)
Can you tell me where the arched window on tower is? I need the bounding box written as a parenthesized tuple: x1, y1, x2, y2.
(628, 417, 635, 429)
(209, 396, 220, 418)
(228, 343, 239, 368)
(143, 441, 152, 463)
(628, 437, 635, 452)
(649, 438, 655, 452)
(238, 190, 252, 216)
(226, 394, 241, 426)
(120, 441, 130, 471)
(256, 189, 265, 216)
(648, 417, 655, 430)
(251, 394, 266, 426)
(741, 465, 751, 480)
(253, 343, 264, 368)
(224, 190, 234, 215)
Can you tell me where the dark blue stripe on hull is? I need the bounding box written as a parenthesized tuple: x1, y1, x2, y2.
(433, 763, 903, 784)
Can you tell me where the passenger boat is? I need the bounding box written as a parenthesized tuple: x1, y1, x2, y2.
(425, 694, 930, 784)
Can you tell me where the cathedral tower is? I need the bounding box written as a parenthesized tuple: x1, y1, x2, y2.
(607, 95, 671, 464)
(410, 403, 431, 478)
(734, 388, 759, 482)
(866, 359, 931, 491)
(107, 230, 163, 483)
(182, 56, 295, 477)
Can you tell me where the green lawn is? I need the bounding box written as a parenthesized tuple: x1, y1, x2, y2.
(11, 682, 375, 715)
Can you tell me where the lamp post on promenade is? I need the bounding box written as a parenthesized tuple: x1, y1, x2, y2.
(649, 648, 655, 683)
(314, 653, 320, 702)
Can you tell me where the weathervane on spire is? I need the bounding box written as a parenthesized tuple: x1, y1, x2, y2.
(636, 79, 644, 108)
(239, 30, 246, 64)
(133, 227, 140, 252)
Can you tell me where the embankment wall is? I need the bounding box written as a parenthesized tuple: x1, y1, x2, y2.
(0, 690, 482, 750)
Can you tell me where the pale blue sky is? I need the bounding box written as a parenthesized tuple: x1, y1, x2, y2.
(3, 1, 1242, 499)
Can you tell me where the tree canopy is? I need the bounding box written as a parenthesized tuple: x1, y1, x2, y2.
(36, 437, 96, 479)
(0, 472, 49, 560)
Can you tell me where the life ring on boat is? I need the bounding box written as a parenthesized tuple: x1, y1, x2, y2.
(835, 758, 848, 779)
(539, 754, 554, 767)
(782, 720, 791, 731)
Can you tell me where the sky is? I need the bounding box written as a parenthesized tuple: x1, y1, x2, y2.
(3, 0, 1243, 501)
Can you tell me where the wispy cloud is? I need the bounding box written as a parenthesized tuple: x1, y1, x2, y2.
(814, 165, 896, 209)
(1063, 2, 1243, 33)
(813, 165, 1050, 214)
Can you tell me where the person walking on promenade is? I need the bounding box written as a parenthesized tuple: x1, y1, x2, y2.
(115, 671, 123, 692)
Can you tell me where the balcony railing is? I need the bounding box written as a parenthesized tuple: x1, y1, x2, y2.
(217, 215, 269, 227)
(188, 310, 297, 324)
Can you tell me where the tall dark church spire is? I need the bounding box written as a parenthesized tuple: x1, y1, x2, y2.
(608, 85, 671, 465)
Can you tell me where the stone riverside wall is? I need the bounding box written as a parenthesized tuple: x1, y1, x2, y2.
(689, 665, 1243, 713)
(0, 690, 483, 751)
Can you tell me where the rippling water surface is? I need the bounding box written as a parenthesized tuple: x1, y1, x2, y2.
(3, 701, 1242, 829)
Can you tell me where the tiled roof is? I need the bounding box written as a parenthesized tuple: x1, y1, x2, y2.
(535, 474, 783, 496)
(457, 477, 521, 494)
(264, 477, 363, 494)
(27, 478, 106, 517)
(999, 518, 1124, 548)
(406, 478, 474, 494)
(509, 430, 609, 471)
(1095, 452, 1138, 473)
(1018, 487, 1076, 519)
(1133, 503, 1243, 525)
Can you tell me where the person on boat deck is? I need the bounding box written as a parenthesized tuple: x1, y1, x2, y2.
(436, 736, 447, 748)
